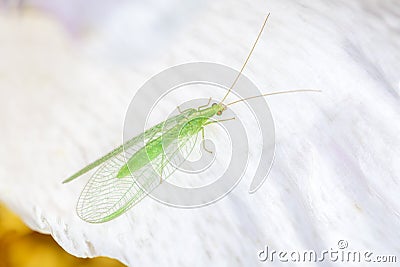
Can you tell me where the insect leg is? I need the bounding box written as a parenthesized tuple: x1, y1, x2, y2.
(201, 127, 213, 154)
(201, 118, 236, 154)
(176, 106, 192, 122)
(198, 97, 212, 111)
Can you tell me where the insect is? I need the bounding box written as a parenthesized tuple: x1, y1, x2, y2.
(63, 13, 319, 223)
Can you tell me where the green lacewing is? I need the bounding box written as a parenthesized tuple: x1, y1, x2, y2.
(63, 13, 319, 223)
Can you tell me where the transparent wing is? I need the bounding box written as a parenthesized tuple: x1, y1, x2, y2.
(63, 108, 196, 183)
(76, 109, 199, 223)
(133, 125, 200, 193)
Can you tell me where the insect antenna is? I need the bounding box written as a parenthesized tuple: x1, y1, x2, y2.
(219, 12, 271, 104)
(226, 89, 321, 106)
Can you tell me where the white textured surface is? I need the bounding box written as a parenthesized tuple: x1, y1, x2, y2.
(1, 1, 399, 266)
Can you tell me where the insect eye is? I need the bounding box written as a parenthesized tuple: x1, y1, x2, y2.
(217, 111, 222, 116)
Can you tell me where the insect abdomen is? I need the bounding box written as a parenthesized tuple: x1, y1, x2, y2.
(116, 137, 165, 178)
(116, 117, 208, 178)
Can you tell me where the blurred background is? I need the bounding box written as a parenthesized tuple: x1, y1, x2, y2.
(0, 203, 124, 266)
